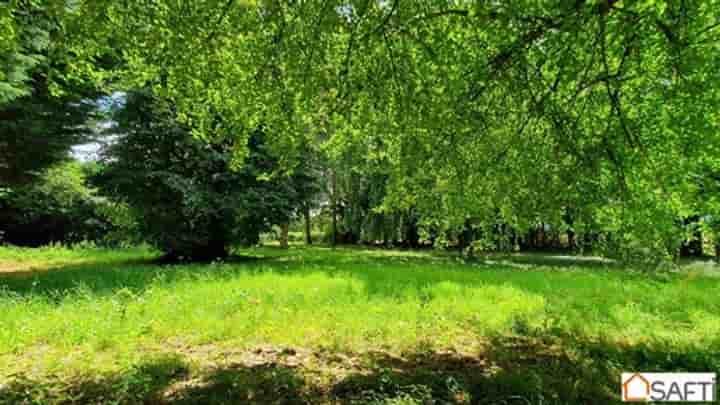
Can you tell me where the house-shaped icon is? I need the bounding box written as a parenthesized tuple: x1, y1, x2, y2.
(623, 373, 650, 402)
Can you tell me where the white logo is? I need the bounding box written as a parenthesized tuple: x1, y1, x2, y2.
(622, 373, 716, 402)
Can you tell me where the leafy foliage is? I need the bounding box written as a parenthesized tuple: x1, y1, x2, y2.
(0, 161, 126, 246)
(93, 91, 314, 260)
(48, 0, 718, 259)
(0, 1, 100, 186)
(0, 76, 97, 186)
(3, 1, 720, 259)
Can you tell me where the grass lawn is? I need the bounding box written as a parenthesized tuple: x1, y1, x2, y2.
(0, 245, 718, 404)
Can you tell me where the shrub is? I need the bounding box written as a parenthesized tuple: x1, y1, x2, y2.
(92, 91, 305, 260)
(0, 162, 128, 246)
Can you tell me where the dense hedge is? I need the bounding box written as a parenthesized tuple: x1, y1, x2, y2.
(0, 162, 134, 246)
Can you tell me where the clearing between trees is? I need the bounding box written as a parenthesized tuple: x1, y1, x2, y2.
(0, 245, 718, 404)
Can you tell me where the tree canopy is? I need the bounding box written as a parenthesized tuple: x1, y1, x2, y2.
(93, 90, 313, 260)
(3, 0, 719, 258)
(0, 0, 100, 186)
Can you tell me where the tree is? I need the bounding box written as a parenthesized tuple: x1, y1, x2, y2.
(0, 1, 100, 186)
(0, 161, 119, 246)
(93, 91, 311, 260)
(292, 143, 323, 246)
(0, 1, 43, 105)
(0, 75, 97, 186)
(27, 0, 720, 259)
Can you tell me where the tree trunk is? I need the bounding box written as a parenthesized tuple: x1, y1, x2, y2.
(163, 242, 227, 263)
(458, 219, 473, 255)
(428, 229, 437, 248)
(406, 222, 420, 249)
(383, 218, 390, 247)
(279, 222, 289, 249)
(567, 229, 576, 251)
(188, 218, 229, 261)
(680, 216, 703, 257)
(331, 169, 338, 247)
(303, 204, 312, 245)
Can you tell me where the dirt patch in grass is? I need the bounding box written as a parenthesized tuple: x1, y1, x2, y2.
(0, 338, 628, 404)
(0, 259, 91, 276)
(5, 332, 717, 404)
(0, 261, 37, 274)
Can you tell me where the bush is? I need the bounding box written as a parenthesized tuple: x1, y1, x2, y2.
(92, 91, 304, 260)
(0, 162, 130, 246)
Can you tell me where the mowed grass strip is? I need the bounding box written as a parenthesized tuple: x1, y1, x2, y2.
(0, 246, 719, 403)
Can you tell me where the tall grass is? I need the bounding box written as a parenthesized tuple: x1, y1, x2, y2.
(1, 245, 718, 403)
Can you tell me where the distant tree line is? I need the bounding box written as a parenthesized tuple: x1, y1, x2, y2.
(1, 1, 719, 264)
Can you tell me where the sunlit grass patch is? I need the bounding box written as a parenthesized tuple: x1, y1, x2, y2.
(0, 244, 157, 275)
(0, 245, 719, 403)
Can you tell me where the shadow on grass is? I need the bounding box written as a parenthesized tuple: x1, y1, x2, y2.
(0, 353, 191, 405)
(0, 245, 682, 305)
(0, 355, 313, 405)
(0, 254, 268, 297)
(3, 333, 717, 404)
(168, 364, 315, 405)
(486, 252, 619, 271)
(0, 245, 480, 299)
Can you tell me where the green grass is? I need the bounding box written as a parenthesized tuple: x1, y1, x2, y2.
(1, 245, 719, 404)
